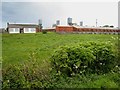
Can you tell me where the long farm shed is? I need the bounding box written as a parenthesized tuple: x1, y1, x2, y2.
(56, 25, 120, 34)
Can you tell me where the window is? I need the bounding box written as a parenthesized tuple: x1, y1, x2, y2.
(24, 28, 36, 33)
(30, 28, 35, 32)
(9, 28, 20, 33)
(9, 28, 14, 32)
(31, 28, 33, 32)
(25, 28, 29, 32)
(15, 28, 19, 32)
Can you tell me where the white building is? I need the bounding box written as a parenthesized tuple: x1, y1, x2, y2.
(7, 23, 39, 34)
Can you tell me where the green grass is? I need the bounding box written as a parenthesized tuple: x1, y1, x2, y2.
(2, 32, 120, 88)
(2, 32, 118, 66)
(48, 73, 120, 88)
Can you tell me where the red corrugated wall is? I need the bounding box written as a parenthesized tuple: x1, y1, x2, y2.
(56, 26, 119, 33)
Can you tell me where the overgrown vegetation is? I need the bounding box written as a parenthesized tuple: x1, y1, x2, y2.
(51, 41, 118, 77)
(2, 32, 120, 88)
(2, 52, 50, 88)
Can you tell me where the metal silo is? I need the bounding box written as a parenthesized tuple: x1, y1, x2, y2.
(38, 19, 42, 31)
(80, 21, 83, 26)
(56, 20, 60, 25)
(67, 17, 72, 25)
(38, 19, 42, 25)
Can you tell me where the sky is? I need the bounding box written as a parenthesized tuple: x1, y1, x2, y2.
(1, 0, 119, 28)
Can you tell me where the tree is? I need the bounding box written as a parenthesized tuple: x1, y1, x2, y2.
(39, 24, 43, 32)
(103, 25, 109, 27)
(110, 25, 114, 28)
(52, 24, 56, 28)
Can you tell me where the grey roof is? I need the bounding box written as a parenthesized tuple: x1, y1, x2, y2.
(8, 24, 39, 28)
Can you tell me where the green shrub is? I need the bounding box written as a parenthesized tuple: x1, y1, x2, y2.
(42, 30, 47, 34)
(51, 41, 117, 76)
(88, 42, 117, 74)
(2, 64, 26, 88)
(2, 52, 50, 88)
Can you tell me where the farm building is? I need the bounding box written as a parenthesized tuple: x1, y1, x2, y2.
(56, 25, 120, 34)
(7, 23, 41, 34)
(7, 22, 120, 34)
(56, 25, 76, 33)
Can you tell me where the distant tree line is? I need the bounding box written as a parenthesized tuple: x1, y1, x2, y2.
(103, 25, 114, 28)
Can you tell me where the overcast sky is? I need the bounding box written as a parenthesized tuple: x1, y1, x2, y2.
(1, 1, 118, 28)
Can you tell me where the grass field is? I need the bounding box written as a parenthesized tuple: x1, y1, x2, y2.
(2, 32, 118, 66)
(2, 32, 120, 88)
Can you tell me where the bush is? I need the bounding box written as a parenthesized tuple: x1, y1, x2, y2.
(51, 41, 117, 76)
(2, 52, 50, 88)
(88, 42, 117, 74)
(42, 30, 47, 34)
(2, 64, 26, 88)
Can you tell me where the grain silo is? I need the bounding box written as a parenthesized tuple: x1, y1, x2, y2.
(38, 19, 42, 25)
(38, 19, 42, 32)
(67, 17, 72, 25)
(80, 21, 83, 26)
(56, 20, 60, 25)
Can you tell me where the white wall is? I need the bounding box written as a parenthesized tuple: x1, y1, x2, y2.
(24, 28, 36, 33)
(9, 28, 20, 33)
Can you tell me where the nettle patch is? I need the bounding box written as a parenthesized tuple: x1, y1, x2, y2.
(51, 41, 118, 76)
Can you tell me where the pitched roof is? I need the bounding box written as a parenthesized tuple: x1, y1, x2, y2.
(8, 23, 39, 28)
